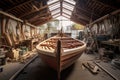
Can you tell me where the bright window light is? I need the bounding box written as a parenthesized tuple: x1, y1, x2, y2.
(49, 2, 60, 11)
(63, 8, 72, 15)
(62, 13, 70, 18)
(53, 14, 60, 18)
(51, 10, 60, 15)
(64, 0, 76, 5)
(47, 0, 59, 5)
(63, 2, 74, 10)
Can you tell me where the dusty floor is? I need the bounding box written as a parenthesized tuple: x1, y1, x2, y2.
(0, 52, 120, 80)
(14, 53, 115, 80)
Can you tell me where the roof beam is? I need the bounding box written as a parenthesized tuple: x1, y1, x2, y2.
(63, 7, 72, 12)
(62, 15, 70, 19)
(19, 1, 59, 18)
(63, 0, 75, 6)
(87, 9, 120, 27)
(62, 12, 71, 17)
(0, 10, 36, 28)
(31, 16, 52, 25)
(71, 17, 87, 25)
(52, 12, 60, 16)
(92, 0, 118, 9)
(73, 10, 92, 21)
(60, 0, 63, 15)
(53, 15, 61, 19)
(50, 7, 60, 12)
(28, 12, 51, 22)
(6, 0, 34, 12)
(75, 6, 101, 18)
(73, 13, 90, 21)
(34, 17, 52, 26)
(35, 20, 50, 26)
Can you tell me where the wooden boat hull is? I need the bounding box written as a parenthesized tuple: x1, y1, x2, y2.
(37, 40, 86, 71)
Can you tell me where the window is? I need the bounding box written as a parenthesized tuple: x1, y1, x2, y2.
(64, 0, 76, 5)
(62, 13, 70, 18)
(47, 0, 59, 5)
(51, 9, 60, 15)
(63, 8, 72, 15)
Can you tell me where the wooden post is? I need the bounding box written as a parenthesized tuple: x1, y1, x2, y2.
(56, 40, 61, 80)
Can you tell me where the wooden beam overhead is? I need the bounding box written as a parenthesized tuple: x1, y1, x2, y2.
(62, 15, 70, 19)
(62, 12, 71, 17)
(34, 17, 52, 26)
(0, 10, 36, 28)
(19, 1, 59, 18)
(63, 7, 72, 12)
(35, 20, 50, 26)
(52, 12, 60, 16)
(31, 15, 52, 24)
(50, 7, 60, 12)
(60, 0, 63, 15)
(32, 4, 39, 11)
(87, 9, 120, 27)
(71, 17, 87, 25)
(63, 0, 75, 6)
(28, 12, 51, 22)
(92, 0, 118, 9)
(73, 13, 90, 21)
(75, 6, 101, 18)
(52, 15, 61, 19)
(6, 0, 34, 12)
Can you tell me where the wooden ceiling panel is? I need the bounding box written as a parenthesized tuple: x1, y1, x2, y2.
(0, 0, 120, 26)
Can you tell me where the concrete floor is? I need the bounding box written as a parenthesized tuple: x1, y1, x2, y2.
(0, 62, 23, 80)
(15, 53, 115, 80)
(0, 52, 119, 80)
(0, 50, 37, 80)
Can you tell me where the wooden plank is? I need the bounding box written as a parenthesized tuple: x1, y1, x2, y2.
(19, 1, 59, 18)
(52, 15, 60, 19)
(32, 4, 39, 11)
(92, 0, 117, 9)
(63, 7, 73, 12)
(60, 0, 63, 15)
(0, 10, 36, 28)
(62, 15, 70, 19)
(87, 9, 120, 27)
(34, 19, 51, 26)
(6, 0, 34, 12)
(75, 6, 101, 18)
(63, 0, 75, 6)
(31, 15, 52, 24)
(94, 62, 119, 80)
(62, 12, 71, 17)
(51, 7, 60, 12)
(52, 12, 60, 16)
(71, 17, 87, 25)
(28, 13, 50, 22)
(31, 16, 52, 25)
(73, 13, 90, 21)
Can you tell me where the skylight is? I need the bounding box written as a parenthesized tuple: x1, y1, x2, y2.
(52, 14, 60, 18)
(47, 0, 76, 19)
(47, 0, 59, 5)
(64, 0, 76, 5)
(51, 9, 60, 15)
(62, 13, 70, 18)
(63, 8, 72, 15)
(63, 2, 74, 10)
